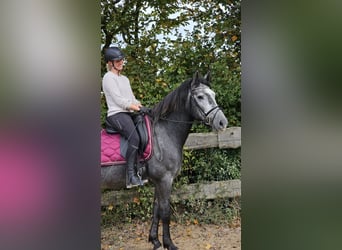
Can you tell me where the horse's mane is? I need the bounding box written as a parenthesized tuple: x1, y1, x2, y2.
(151, 75, 210, 122)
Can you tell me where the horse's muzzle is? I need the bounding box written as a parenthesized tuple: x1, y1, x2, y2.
(211, 109, 228, 131)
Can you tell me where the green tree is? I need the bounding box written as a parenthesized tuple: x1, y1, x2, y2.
(101, 0, 240, 126)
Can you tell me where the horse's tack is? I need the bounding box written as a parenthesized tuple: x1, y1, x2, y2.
(100, 115, 153, 166)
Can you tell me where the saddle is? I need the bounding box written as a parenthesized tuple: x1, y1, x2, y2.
(101, 114, 152, 166)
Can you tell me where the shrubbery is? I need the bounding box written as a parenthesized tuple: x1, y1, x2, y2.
(179, 148, 241, 185)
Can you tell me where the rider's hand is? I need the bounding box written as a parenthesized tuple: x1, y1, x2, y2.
(129, 103, 141, 111)
(139, 106, 150, 114)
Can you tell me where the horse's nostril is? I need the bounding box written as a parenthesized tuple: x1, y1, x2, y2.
(218, 119, 228, 129)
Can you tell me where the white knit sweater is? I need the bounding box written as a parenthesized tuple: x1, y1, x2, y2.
(102, 71, 140, 116)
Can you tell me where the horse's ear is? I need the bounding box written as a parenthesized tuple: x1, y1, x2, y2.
(204, 71, 211, 84)
(191, 71, 200, 89)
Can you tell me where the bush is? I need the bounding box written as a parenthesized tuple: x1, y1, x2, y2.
(173, 197, 241, 225)
(101, 191, 240, 227)
(178, 148, 241, 185)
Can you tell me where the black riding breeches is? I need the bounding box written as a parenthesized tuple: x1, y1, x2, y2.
(106, 112, 140, 158)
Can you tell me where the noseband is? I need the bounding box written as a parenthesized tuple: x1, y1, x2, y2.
(190, 91, 221, 126)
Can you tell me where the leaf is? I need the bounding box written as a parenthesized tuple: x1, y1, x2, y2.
(133, 197, 140, 204)
(107, 205, 113, 211)
(205, 243, 212, 249)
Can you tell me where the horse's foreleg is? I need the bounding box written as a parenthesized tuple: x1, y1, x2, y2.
(149, 194, 162, 249)
(160, 199, 177, 250)
(158, 182, 178, 250)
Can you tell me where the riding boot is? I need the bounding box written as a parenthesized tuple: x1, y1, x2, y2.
(126, 148, 142, 188)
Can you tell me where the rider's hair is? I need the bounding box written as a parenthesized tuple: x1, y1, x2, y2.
(106, 61, 113, 72)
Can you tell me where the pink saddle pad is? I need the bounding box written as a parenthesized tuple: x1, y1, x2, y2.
(100, 115, 152, 166)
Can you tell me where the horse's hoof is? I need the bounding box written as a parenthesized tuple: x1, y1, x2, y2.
(163, 243, 178, 250)
(153, 245, 162, 250)
(150, 240, 162, 250)
(167, 246, 178, 250)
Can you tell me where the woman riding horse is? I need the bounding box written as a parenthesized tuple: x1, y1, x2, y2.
(102, 47, 144, 188)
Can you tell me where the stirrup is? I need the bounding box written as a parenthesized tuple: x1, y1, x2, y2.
(126, 175, 148, 189)
(137, 165, 148, 185)
(126, 173, 143, 189)
(126, 182, 140, 189)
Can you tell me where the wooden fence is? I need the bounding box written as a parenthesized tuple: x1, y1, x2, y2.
(184, 127, 241, 150)
(101, 127, 241, 206)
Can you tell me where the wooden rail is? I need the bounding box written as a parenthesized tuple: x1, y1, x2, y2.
(101, 180, 241, 206)
(184, 127, 241, 150)
(101, 127, 241, 206)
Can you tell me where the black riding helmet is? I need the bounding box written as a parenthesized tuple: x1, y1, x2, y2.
(104, 47, 125, 62)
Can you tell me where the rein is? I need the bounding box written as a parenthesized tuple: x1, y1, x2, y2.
(147, 82, 221, 126)
(155, 93, 221, 126)
(159, 117, 195, 124)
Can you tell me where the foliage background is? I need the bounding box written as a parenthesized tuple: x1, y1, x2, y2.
(101, 0, 241, 223)
(101, 0, 241, 127)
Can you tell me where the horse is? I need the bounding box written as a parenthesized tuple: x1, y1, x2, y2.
(101, 71, 228, 250)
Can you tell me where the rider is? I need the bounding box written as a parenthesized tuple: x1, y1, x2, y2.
(102, 46, 143, 188)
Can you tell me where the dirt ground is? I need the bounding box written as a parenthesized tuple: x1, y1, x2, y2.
(101, 221, 241, 250)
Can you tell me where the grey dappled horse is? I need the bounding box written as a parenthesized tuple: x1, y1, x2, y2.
(101, 71, 228, 250)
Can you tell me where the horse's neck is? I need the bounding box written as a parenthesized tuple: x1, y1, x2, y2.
(157, 112, 193, 147)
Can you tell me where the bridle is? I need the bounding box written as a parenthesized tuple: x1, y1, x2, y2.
(190, 89, 221, 126)
(155, 86, 221, 126)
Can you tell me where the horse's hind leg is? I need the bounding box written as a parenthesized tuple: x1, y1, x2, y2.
(149, 193, 162, 249)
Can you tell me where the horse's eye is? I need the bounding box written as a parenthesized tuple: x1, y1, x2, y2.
(197, 95, 204, 100)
